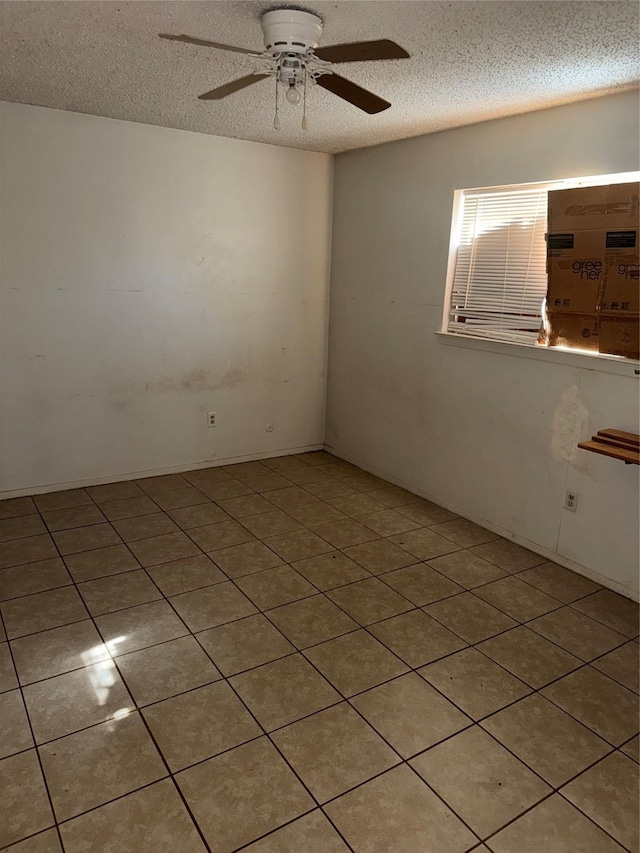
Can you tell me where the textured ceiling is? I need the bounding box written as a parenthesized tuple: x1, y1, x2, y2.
(0, 0, 638, 153)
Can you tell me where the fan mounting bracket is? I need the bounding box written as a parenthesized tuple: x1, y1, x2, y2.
(261, 9, 324, 55)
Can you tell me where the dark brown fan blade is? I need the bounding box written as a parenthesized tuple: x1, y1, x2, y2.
(159, 33, 261, 56)
(198, 73, 270, 100)
(314, 39, 409, 63)
(315, 74, 390, 114)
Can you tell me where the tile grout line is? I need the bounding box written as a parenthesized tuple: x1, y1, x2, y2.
(199, 567, 490, 850)
(170, 490, 377, 852)
(230, 542, 637, 736)
(4, 544, 637, 729)
(146, 465, 639, 847)
(117, 464, 485, 849)
(77, 483, 238, 853)
(248, 573, 636, 845)
(7, 591, 636, 848)
(13, 501, 216, 853)
(6, 578, 635, 707)
(75, 458, 360, 852)
(2, 547, 631, 663)
(1, 452, 637, 851)
(478, 745, 636, 852)
(0, 496, 617, 633)
(4, 532, 637, 736)
(0, 607, 66, 853)
(7, 622, 635, 762)
(193, 654, 358, 853)
(0, 472, 621, 627)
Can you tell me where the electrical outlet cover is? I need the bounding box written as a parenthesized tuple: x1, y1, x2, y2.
(564, 491, 579, 512)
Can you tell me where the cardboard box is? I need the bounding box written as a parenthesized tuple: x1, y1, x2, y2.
(598, 314, 639, 359)
(546, 230, 604, 313)
(600, 233, 639, 314)
(548, 182, 639, 231)
(547, 312, 599, 352)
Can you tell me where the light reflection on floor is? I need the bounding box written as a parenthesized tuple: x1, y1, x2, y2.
(80, 636, 128, 713)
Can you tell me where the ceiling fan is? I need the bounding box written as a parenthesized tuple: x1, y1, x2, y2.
(160, 8, 410, 127)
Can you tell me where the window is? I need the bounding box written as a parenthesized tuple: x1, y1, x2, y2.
(443, 173, 639, 348)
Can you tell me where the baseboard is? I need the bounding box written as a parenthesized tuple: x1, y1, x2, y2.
(324, 443, 639, 603)
(0, 443, 324, 500)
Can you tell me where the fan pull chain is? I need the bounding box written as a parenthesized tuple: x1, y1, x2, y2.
(302, 67, 308, 130)
(274, 77, 280, 130)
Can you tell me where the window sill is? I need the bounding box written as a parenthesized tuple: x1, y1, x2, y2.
(435, 331, 640, 378)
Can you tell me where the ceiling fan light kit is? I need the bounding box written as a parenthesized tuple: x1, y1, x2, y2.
(159, 7, 409, 131)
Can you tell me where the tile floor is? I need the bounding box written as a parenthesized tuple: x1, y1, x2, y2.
(0, 451, 638, 853)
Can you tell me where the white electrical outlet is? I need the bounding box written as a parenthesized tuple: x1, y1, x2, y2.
(564, 490, 579, 512)
(207, 412, 217, 428)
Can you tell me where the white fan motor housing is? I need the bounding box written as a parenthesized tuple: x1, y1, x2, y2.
(261, 9, 323, 55)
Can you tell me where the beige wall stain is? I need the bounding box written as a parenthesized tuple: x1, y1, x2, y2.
(551, 385, 591, 472)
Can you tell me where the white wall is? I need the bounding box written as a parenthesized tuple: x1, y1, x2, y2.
(326, 91, 640, 599)
(0, 102, 332, 494)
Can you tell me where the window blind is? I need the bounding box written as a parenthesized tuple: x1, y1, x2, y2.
(447, 186, 549, 346)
